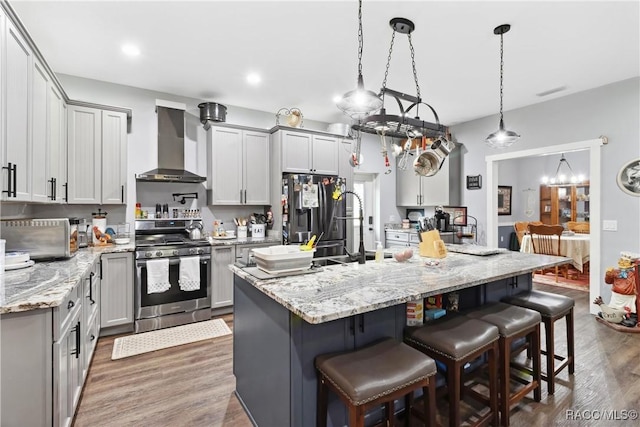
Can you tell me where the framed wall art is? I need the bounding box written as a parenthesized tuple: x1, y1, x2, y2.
(442, 206, 468, 226)
(616, 158, 640, 196)
(497, 186, 512, 216)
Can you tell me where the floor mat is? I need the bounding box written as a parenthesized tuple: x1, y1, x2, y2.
(111, 319, 231, 360)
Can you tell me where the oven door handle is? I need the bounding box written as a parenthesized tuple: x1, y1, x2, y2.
(137, 255, 211, 267)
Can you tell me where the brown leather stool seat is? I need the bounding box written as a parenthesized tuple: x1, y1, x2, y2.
(501, 290, 575, 395)
(465, 303, 542, 426)
(405, 315, 500, 427)
(315, 337, 438, 427)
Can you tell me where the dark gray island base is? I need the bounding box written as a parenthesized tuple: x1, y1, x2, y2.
(230, 251, 568, 426)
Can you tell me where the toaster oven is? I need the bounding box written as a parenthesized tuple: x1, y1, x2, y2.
(0, 218, 77, 259)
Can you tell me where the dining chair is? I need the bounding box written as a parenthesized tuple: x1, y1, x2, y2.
(528, 224, 569, 282)
(567, 221, 590, 234)
(514, 222, 529, 247)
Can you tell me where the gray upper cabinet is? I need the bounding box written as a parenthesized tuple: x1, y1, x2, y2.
(2, 17, 32, 201)
(48, 84, 67, 203)
(1, 16, 68, 204)
(396, 149, 460, 207)
(101, 110, 127, 204)
(67, 106, 127, 204)
(207, 126, 270, 205)
(280, 130, 339, 175)
(67, 105, 101, 204)
(31, 58, 50, 202)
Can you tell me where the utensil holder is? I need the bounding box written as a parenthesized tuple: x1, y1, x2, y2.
(418, 230, 447, 258)
(251, 224, 265, 238)
(237, 226, 248, 239)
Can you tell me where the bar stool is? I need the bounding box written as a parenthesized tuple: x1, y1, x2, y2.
(501, 290, 575, 395)
(315, 337, 438, 427)
(465, 303, 542, 426)
(405, 315, 500, 427)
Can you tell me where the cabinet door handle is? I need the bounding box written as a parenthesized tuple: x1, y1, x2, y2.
(48, 178, 54, 200)
(2, 163, 12, 196)
(53, 178, 57, 200)
(67, 300, 75, 310)
(121, 185, 125, 203)
(90, 334, 96, 341)
(2, 163, 17, 197)
(240, 189, 243, 204)
(349, 317, 355, 336)
(358, 315, 364, 333)
(75, 321, 81, 359)
(63, 182, 68, 202)
(12, 164, 17, 197)
(244, 189, 247, 204)
(87, 272, 95, 305)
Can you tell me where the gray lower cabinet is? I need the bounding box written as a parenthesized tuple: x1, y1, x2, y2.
(0, 259, 102, 427)
(211, 245, 236, 309)
(100, 252, 134, 333)
(82, 259, 101, 379)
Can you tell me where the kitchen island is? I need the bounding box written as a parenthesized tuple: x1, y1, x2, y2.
(229, 249, 569, 426)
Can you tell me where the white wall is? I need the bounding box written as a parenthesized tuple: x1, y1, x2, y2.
(451, 77, 640, 301)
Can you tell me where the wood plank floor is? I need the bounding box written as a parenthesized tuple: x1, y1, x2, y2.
(73, 284, 640, 426)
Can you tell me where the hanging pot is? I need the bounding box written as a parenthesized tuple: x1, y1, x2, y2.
(198, 102, 227, 130)
(414, 151, 441, 177)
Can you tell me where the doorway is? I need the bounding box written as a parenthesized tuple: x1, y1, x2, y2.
(485, 137, 604, 314)
(353, 173, 377, 252)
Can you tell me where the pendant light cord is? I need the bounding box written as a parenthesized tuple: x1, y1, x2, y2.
(357, 0, 363, 82)
(499, 31, 504, 123)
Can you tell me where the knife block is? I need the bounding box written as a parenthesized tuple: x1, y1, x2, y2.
(419, 230, 447, 258)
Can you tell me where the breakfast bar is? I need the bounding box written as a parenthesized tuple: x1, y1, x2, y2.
(229, 249, 569, 426)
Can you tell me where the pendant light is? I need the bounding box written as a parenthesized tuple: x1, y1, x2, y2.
(485, 24, 520, 149)
(336, 0, 383, 118)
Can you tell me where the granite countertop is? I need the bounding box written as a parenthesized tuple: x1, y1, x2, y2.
(230, 250, 570, 324)
(0, 236, 280, 315)
(0, 243, 134, 314)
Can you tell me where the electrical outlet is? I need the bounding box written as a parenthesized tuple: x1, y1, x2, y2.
(500, 236, 504, 242)
(603, 220, 618, 231)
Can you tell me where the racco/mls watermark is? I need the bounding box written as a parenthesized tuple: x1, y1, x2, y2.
(566, 409, 638, 421)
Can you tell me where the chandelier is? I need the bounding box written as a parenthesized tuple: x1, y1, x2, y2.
(541, 153, 586, 186)
(485, 24, 520, 148)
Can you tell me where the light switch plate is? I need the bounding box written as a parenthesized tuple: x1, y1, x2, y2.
(602, 220, 618, 231)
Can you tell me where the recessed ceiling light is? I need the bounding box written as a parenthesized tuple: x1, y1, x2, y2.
(121, 44, 140, 57)
(332, 95, 342, 103)
(247, 73, 261, 85)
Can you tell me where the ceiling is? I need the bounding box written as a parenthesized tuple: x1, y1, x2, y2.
(9, 1, 640, 126)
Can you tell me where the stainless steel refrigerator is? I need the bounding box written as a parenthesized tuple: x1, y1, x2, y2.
(282, 173, 346, 257)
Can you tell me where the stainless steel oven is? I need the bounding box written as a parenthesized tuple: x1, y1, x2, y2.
(134, 219, 211, 333)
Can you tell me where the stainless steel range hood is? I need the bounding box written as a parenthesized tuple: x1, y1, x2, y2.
(136, 101, 206, 183)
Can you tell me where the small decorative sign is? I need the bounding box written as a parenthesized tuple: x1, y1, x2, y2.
(466, 175, 482, 190)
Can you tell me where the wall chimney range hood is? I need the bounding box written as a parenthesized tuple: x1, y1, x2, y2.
(136, 100, 206, 183)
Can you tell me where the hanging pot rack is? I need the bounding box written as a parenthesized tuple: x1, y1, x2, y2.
(350, 16, 448, 140)
(351, 88, 447, 139)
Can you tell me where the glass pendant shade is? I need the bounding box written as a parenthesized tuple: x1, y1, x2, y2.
(485, 118, 520, 148)
(336, 75, 382, 118)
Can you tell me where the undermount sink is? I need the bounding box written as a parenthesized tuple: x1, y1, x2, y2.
(312, 251, 392, 266)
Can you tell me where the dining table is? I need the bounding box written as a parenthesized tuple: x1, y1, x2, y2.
(520, 232, 590, 272)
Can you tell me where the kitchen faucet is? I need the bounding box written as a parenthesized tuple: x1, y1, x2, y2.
(332, 190, 366, 264)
